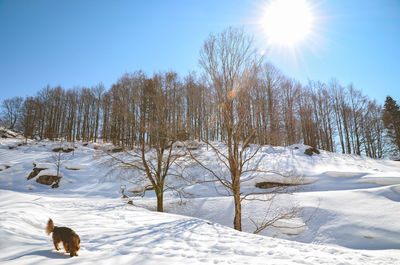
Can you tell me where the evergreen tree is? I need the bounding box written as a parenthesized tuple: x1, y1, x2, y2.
(383, 96, 400, 154)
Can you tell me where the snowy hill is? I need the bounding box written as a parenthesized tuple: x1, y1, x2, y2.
(1, 190, 399, 265)
(1, 132, 400, 264)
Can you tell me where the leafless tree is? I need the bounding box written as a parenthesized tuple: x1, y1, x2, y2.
(105, 73, 189, 212)
(198, 27, 262, 231)
(1, 96, 23, 130)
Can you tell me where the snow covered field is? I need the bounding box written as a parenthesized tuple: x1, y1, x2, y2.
(1, 132, 400, 264)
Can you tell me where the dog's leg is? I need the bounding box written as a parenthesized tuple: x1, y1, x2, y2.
(52, 234, 61, 251)
(69, 236, 80, 257)
(63, 241, 70, 253)
(53, 240, 60, 251)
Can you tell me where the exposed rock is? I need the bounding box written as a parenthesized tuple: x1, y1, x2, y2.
(27, 168, 45, 180)
(173, 141, 185, 149)
(63, 148, 74, 153)
(28, 162, 54, 180)
(304, 148, 313, 156)
(36, 175, 61, 187)
(52, 147, 74, 153)
(111, 147, 123, 153)
(65, 166, 81, 170)
(52, 147, 63, 152)
(304, 147, 320, 156)
(311, 147, 320, 154)
(186, 140, 200, 150)
(0, 128, 18, 138)
(255, 182, 297, 189)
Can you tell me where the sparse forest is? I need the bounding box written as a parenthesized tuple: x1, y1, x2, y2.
(0, 30, 397, 158)
(1, 67, 395, 158)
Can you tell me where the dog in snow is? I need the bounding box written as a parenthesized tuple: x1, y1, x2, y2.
(46, 219, 80, 257)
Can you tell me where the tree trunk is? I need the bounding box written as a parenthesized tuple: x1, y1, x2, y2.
(233, 190, 242, 231)
(156, 188, 163, 212)
(232, 167, 242, 231)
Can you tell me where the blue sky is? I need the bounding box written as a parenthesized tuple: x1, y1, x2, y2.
(0, 0, 399, 104)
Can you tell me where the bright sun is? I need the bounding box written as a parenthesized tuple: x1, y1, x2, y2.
(262, 0, 314, 46)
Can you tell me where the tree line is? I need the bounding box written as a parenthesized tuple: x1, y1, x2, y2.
(1, 44, 399, 158)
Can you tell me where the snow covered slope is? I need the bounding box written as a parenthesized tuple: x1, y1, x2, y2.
(1, 190, 399, 265)
(1, 133, 400, 264)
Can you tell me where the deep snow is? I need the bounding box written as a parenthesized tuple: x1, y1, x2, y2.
(1, 130, 400, 264)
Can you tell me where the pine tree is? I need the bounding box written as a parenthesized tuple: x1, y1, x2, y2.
(382, 96, 400, 154)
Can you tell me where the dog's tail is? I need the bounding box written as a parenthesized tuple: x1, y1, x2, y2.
(46, 219, 55, 235)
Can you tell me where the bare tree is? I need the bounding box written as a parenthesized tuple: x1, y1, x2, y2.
(51, 137, 70, 178)
(260, 63, 284, 146)
(198, 27, 264, 231)
(106, 73, 189, 212)
(280, 78, 300, 146)
(1, 96, 23, 130)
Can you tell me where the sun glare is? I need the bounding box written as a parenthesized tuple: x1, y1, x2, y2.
(262, 0, 314, 46)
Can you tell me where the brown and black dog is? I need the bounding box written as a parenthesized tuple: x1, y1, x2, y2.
(46, 219, 80, 257)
